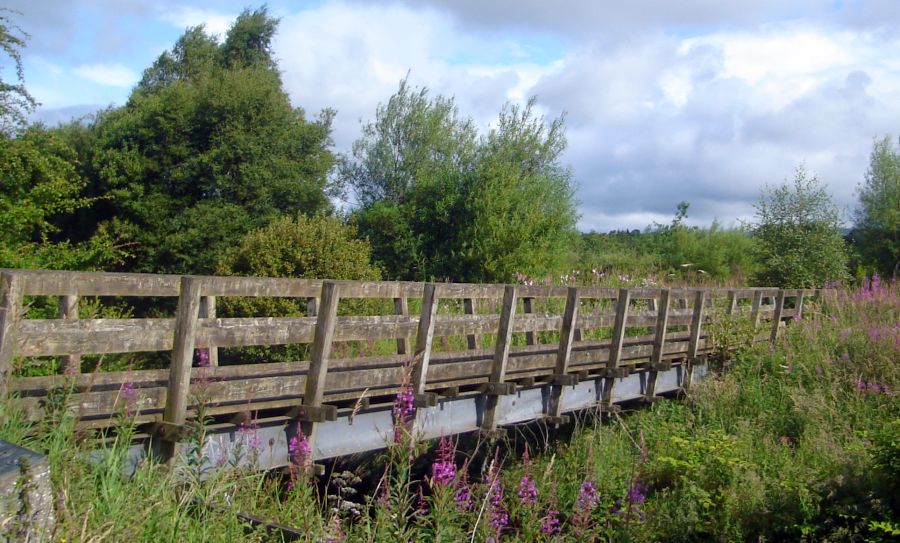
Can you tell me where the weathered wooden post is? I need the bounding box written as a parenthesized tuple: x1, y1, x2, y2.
(600, 288, 631, 411)
(726, 290, 737, 315)
(394, 296, 410, 355)
(750, 290, 763, 329)
(480, 285, 517, 435)
(522, 297, 535, 346)
(463, 297, 481, 350)
(546, 287, 579, 424)
(198, 295, 218, 367)
(292, 280, 340, 456)
(58, 294, 81, 375)
(0, 272, 24, 400)
(770, 289, 786, 343)
(682, 290, 706, 391)
(159, 276, 203, 463)
(645, 289, 671, 401)
(411, 284, 438, 408)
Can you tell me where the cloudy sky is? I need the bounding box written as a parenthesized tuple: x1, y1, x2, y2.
(7, 0, 900, 231)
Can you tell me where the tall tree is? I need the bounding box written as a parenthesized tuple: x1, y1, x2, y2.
(0, 9, 37, 136)
(752, 166, 848, 287)
(70, 7, 335, 274)
(853, 136, 900, 277)
(344, 82, 578, 283)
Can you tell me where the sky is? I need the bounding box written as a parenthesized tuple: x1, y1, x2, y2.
(7, 0, 900, 232)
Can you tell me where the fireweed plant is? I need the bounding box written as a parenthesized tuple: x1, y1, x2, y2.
(1, 278, 898, 541)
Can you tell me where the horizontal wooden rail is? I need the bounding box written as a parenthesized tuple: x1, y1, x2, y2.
(0, 268, 818, 460)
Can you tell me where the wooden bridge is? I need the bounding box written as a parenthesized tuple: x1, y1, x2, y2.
(0, 269, 818, 472)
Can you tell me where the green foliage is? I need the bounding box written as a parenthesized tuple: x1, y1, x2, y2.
(0, 9, 36, 136)
(0, 126, 124, 269)
(70, 8, 335, 274)
(345, 80, 578, 282)
(577, 203, 758, 284)
(218, 214, 381, 283)
(752, 166, 849, 287)
(853, 135, 900, 278)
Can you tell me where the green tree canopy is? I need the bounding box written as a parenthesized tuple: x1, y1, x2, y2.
(0, 9, 36, 136)
(752, 166, 848, 287)
(853, 135, 900, 277)
(68, 7, 335, 274)
(0, 127, 123, 269)
(345, 81, 578, 283)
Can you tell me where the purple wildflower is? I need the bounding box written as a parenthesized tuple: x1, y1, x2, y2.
(431, 435, 457, 487)
(577, 481, 598, 511)
(287, 426, 312, 489)
(518, 474, 538, 506)
(487, 452, 508, 538)
(540, 508, 561, 536)
(118, 381, 138, 416)
(392, 383, 416, 443)
(195, 348, 210, 367)
(454, 483, 472, 511)
(238, 420, 262, 451)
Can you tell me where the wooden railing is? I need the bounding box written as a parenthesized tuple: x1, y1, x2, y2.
(0, 268, 818, 464)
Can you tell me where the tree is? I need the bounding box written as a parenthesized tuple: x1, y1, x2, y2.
(0, 126, 123, 269)
(68, 7, 336, 274)
(752, 166, 848, 287)
(0, 9, 36, 136)
(853, 136, 900, 277)
(345, 81, 578, 283)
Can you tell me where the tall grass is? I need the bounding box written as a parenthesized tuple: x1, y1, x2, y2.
(2, 277, 897, 541)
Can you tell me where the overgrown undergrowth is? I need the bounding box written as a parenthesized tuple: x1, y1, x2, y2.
(2, 278, 898, 542)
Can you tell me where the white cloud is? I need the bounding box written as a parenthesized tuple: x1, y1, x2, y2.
(72, 63, 139, 87)
(158, 6, 237, 38)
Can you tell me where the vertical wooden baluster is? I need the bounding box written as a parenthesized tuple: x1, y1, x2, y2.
(546, 287, 579, 422)
(683, 290, 706, 391)
(299, 280, 340, 453)
(411, 284, 438, 409)
(306, 297, 318, 317)
(481, 285, 517, 433)
(199, 295, 218, 367)
(522, 297, 535, 346)
(770, 289, 786, 343)
(394, 296, 410, 355)
(160, 276, 203, 464)
(645, 289, 671, 400)
(601, 288, 631, 409)
(59, 294, 81, 375)
(795, 292, 805, 320)
(463, 297, 481, 350)
(726, 290, 737, 315)
(750, 290, 763, 330)
(0, 272, 24, 399)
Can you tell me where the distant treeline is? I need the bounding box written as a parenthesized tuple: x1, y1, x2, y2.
(1, 8, 897, 288)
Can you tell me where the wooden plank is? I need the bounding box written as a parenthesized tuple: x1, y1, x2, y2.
(607, 288, 631, 369)
(726, 290, 737, 315)
(300, 280, 340, 446)
(0, 272, 24, 398)
(411, 284, 438, 396)
(547, 287, 579, 420)
(8, 269, 183, 296)
(645, 289, 672, 399)
(199, 296, 218, 367)
(463, 298, 481, 349)
(770, 289, 786, 343)
(59, 294, 81, 374)
(160, 276, 203, 461)
(394, 297, 410, 355)
(750, 290, 763, 328)
(601, 288, 631, 408)
(683, 290, 707, 391)
(522, 297, 536, 346)
(482, 285, 517, 431)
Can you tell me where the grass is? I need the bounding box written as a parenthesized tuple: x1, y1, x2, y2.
(2, 277, 898, 541)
